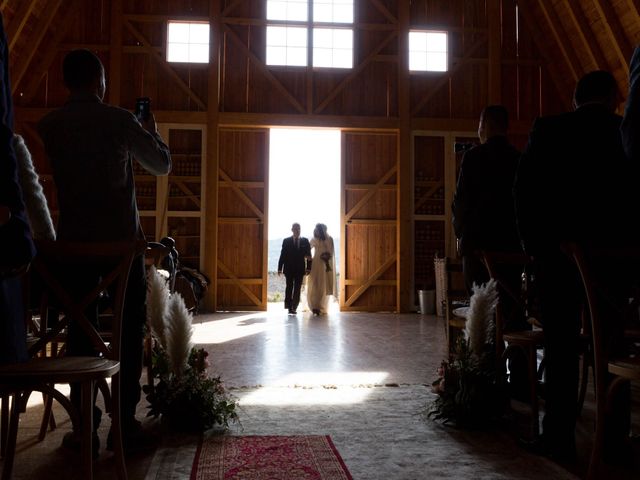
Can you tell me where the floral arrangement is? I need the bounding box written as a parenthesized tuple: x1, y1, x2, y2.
(143, 266, 239, 432)
(428, 279, 507, 428)
(320, 251, 332, 272)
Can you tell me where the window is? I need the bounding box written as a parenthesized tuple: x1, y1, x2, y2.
(266, 26, 308, 67)
(266, 0, 353, 68)
(409, 30, 447, 72)
(167, 21, 210, 63)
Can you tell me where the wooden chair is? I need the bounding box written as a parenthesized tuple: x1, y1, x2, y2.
(563, 243, 640, 480)
(443, 257, 469, 353)
(481, 250, 545, 438)
(0, 239, 145, 480)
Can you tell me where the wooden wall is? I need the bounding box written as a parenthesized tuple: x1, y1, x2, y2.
(3, 0, 581, 312)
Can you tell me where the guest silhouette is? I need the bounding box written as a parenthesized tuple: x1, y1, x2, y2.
(277, 223, 311, 314)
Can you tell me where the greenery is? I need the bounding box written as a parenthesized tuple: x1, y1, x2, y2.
(143, 346, 240, 433)
(428, 336, 507, 428)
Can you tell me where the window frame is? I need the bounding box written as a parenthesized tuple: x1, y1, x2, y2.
(166, 20, 211, 65)
(408, 29, 449, 73)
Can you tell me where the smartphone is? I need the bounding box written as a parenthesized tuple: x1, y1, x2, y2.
(135, 97, 151, 122)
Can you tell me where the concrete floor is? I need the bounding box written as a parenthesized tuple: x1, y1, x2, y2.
(2, 305, 639, 479)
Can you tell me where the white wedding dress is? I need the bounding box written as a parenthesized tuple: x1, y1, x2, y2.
(306, 235, 337, 313)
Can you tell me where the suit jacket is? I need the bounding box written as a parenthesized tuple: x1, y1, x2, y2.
(452, 135, 522, 256)
(514, 103, 635, 255)
(0, 13, 34, 269)
(621, 45, 640, 163)
(278, 236, 311, 276)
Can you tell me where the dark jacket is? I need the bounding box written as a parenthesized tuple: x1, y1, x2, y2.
(514, 103, 635, 255)
(452, 135, 522, 256)
(278, 236, 310, 276)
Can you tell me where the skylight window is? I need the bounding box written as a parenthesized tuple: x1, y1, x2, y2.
(266, 0, 353, 68)
(267, 0, 308, 21)
(167, 21, 210, 63)
(313, 28, 352, 68)
(266, 26, 308, 67)
(409, 30, 448, 72)
(313, 0, 353, 23)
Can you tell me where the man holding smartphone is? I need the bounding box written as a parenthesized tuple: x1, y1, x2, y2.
(38, 49, 171, 454)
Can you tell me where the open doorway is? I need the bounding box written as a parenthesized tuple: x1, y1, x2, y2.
(268, 128, 341, 312)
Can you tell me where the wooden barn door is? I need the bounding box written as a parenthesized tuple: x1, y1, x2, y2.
(216, 128, 269, 311)
(341, 131, 399, 311)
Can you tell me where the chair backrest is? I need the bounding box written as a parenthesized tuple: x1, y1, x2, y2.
(563, 242, 640, 419)
(480, 251, 532, 355)
(443, 257, 467, 320)
(28, 240, 146, 361)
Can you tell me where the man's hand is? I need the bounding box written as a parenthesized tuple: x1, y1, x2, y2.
(0, 206, 11, 226)
(141, 112, 158, 135)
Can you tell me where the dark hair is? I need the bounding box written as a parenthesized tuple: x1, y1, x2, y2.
(63, 49, 104, 90)
(481, 105, 509, 132)
(573, 70, 617, 107)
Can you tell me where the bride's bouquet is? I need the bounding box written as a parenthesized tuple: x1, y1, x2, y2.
(320, 252, 332, 272)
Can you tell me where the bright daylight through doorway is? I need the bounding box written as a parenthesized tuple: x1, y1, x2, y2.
(268, 128, 341, 311)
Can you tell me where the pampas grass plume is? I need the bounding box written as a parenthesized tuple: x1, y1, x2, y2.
(166, 293, 193, 377)
(147, 265, 170, 349)
(464, 279, 498, 358)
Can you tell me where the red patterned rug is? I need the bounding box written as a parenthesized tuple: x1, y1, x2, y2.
(190, 435, 353, 479)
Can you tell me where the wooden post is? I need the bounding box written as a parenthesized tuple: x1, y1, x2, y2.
(398, 1, 411, 312)
(109, 0, 123, 106)
(204, 0, 221, 311)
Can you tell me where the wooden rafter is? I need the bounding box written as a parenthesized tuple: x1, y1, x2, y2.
(218, 168, 264, 220)
(217, 260, 262, 306)
(11, 0, 63, 94)
(537, 0, 579, 82)
(123, 19, 207, 110)
(517, 1, 572, 111)
(369, 0, 397, 24)
(22, 1, 78, 103)
(591, 0, 632, 70)
(222, 23, 305, 114)
(410, 37, 487, 116)
(314, 30, 396, 114)
(6, 0, 37, 51)
(345, 165, 397, 221)
(564, 0, 609, 71)
(625, 0, 640, 23)
(345, 256, 396, 307)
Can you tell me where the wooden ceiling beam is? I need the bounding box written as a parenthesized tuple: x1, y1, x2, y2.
(222, 23, 306, 114)
(564, 0, 610, 71)
(6, 0, 37, 51)
(536, 0, 579, 82)
(11, 0, 63, 94)
(123, 19, 206, 110)
(591, 0, 632, 70)
(314, 30, 396, 114)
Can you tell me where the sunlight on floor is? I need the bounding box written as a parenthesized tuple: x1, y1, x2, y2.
(238, 371, 388, 405)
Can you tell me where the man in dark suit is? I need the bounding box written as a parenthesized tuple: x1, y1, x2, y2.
(278, 223, 311, 314)
(0, 12, 35, 365)
(514, 70, 634, 462)
(452, 105, 522, 295)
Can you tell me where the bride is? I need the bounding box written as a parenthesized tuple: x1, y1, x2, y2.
(306, 223, 337, 315)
